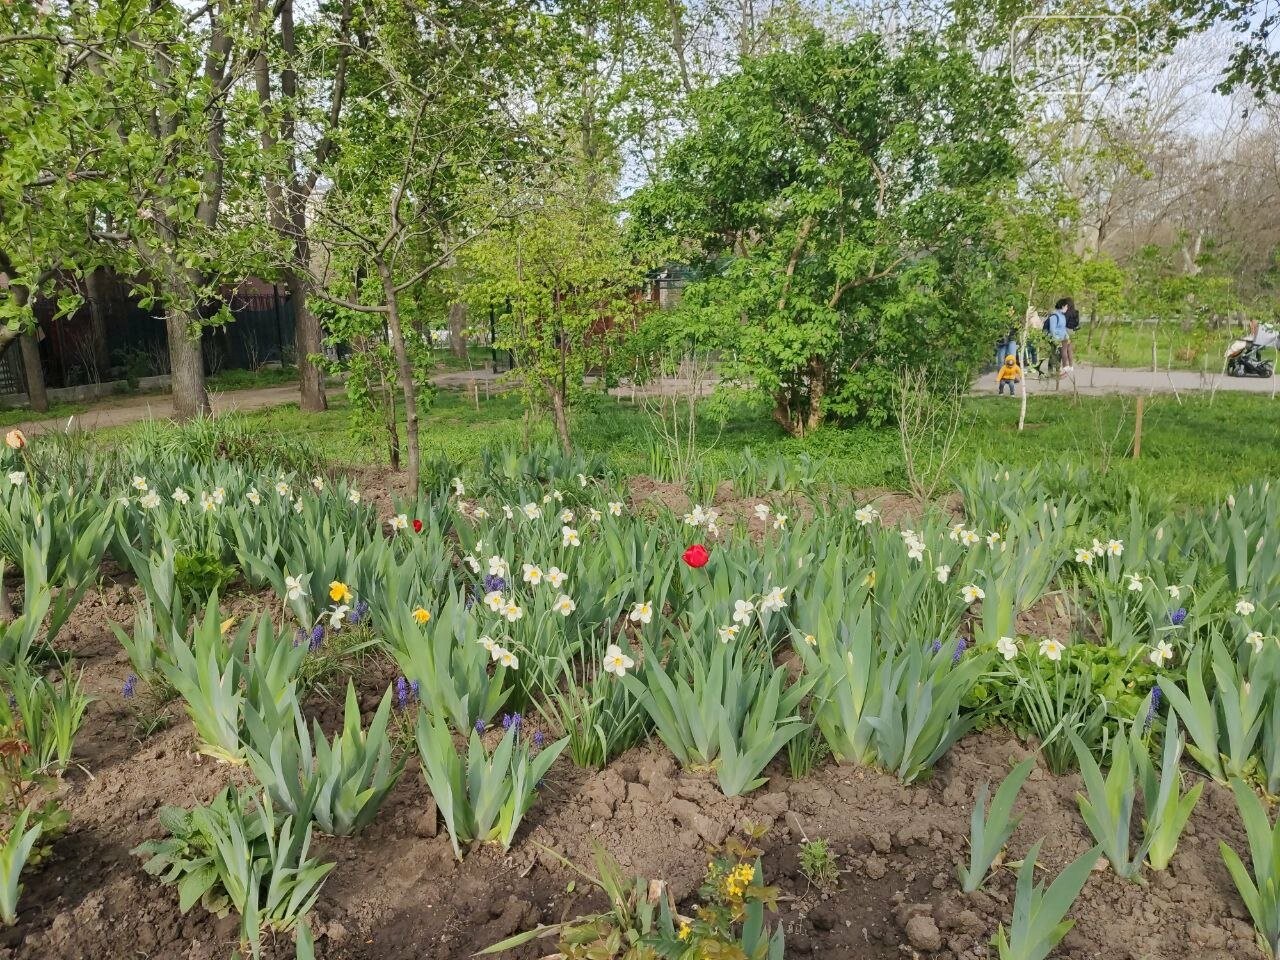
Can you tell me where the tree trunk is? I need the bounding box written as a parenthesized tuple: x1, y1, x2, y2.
(85, 267, 111, 376)
(378, 262, 420, 489)
(447, 300, 468, 359)
(288, 268, 327, 412)
(166, 310, 209, 420)
(550, 385, 572, 455)
(18, 333, 47, 413)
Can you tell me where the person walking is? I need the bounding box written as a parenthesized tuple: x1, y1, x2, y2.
(1045, 296, 1078, 374)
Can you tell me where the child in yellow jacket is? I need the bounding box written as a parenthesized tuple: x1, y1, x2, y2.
(996, 354, 1021, 395)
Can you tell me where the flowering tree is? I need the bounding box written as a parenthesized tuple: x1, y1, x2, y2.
(631, 30, 1023, 432)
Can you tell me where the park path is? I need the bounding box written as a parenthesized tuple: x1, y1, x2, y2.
(8, 362, 1276, 438)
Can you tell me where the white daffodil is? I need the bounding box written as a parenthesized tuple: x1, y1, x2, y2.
(907, 542, 925, 562)
(986, 532, 1001, 548)
(1091, 538, 1105, 557)
(960, 584, 985, 604)
(1127, 574, 1143, 592)
(311, 476, 325, 492)
(522, 563, 544, 586)
(522, 502, 542, 520)
(602, 644, 633, 677)
(1167, 585, 1181, 600)
(629, 600, 653, 625)
(503, 601, 524, 623)
(172, 487, 190, 504)
(1236, 598, 1257, 617)
(546, 566, 567, 589)
(293, 499, 304, 514)
(608, 501, 623, 517)
(388, 514, 408, 531)
(559, 508, 574, 523)
(488, 556, 508, 576)
(1038, 637, 1064, 661)
(452, 477, 465, 497)
(484, 591, 504, 612)
(561, 525, 580, 547)
(1247, 631, 1265, 653)
(552, 594, 576, 616)
(773, 514, 788, 531)
(997, 636, 1018, 661)
(210, 486, 225, 505)
(246, 488, 262, 506)
(275, 480, 291, 497)
(497, 647, 519, 669)
(948, 522, 965, 541)
(589, 507, 602, 522)
(139, 490, 161, 509)
(685, 504, 708, 526)
(717, 624, 739, 644)
(1074, 548, 1093, 565)
(855, 506, 878, 526)
(502, 504, 514, 520)
(935, 564, 951, 584)
(754, 503, 771, 521)
(199, 491, 217, 513)
(1149, 640, 1175, 667)
(285, 574, 307, 601)
(132, 475, 149, 491)
(1106, 539, 1124, 557)
(348, 489, 361, 504)
(732, 599, 754, 625)
(707, 520, 720, 537)
(478, 635, 499, 656)
(959, 529, 980, 547)
(473, 505, 488, 519)
(6, 471, 24, 486)
(760, 587, 787, 614)
(541, 493, 552, 504)
(577, 472, 588, 489)
(328, 604, 350, 630)
(803, 634, 817, 647)
(464, 555, 481, 573)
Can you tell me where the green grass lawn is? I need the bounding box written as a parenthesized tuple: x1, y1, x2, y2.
(0, 399, 90, 428)
(1074, 320, 1240, 372)
(120, 384, 1279, 507)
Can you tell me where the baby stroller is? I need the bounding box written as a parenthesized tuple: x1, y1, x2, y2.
(1225, 323, 1277, 378)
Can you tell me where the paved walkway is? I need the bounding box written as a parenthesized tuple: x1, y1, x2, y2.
(977, 364, 1279, 397)
(8, 361, 1276, 438)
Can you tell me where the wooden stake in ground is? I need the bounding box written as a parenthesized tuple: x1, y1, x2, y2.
(1133, 396, 1144, 459)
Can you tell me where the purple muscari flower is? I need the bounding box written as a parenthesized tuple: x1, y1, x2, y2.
(308, 623, 325, 651)
(483, 574, 506, 593)
(395, 676, 409, 710)
(533, 728, 544, 749)
(123, 674, 138, 699)
(502, 712, 522, 732)
(349, 600, 370, 626)
(464, 590, 476, 611)
(474, 719, 486, 734)
(1144, 685, 1163, 734)
(294, 627, 306, 648)
(410, 680, 420, 701)
(930, 638, 942, 655)
(952, 637, 968, 664)
(1170, 607, 1187, 626)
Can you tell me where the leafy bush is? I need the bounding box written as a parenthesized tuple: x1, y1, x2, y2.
(245, 681, 404, 836)
(415, 711, 567, 859)
(133, 786, 333, 958)
(173, 549, 238, 605)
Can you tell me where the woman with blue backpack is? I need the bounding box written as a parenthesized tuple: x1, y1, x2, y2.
(1044, 296, 1079, 374)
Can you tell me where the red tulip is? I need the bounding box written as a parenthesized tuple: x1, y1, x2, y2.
(412, 518, 424, 533)
(682, 544, 710, 569)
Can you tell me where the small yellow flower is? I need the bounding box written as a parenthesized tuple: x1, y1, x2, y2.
(329, 581, 353, 604)
(677, 922, 691, 942)
(412, 607, 431, 625)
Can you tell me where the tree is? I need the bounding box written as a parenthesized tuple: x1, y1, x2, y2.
(632, 30, 1023, 432)
(310, 2, 555, 489)
(462, 154, 647, 453)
